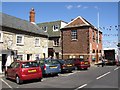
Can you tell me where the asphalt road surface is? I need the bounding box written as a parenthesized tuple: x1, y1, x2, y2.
(1, 65, 119, 90)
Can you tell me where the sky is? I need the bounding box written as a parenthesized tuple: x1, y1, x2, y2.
(1, 2, 119, 48)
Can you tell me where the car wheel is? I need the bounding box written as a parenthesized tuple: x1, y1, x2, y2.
(54, 73, 58, 76)
(16, 76, 22, 84)
(85, 68, 88, 70)
(39, 78, 42, 82)
(5, 73, 8, 79)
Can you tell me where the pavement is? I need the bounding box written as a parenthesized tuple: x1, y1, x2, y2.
(0, 73, 4, 78)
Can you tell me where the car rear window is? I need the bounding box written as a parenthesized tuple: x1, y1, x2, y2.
(21, 62, 39, 68)
(64, 60, 73, 64)
(45, 60, 60, 64)
(75, 59, 84, 61)
(52, 60, 60, 64)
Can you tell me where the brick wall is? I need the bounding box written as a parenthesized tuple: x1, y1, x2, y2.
(61, 26, 102, 61)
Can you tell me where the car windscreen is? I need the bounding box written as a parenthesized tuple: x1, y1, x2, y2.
(52, 60, 60, 64)
(56, 60, 65, 64)
(45, 60, 60, 65)
(64, 60, 73, 64)
(45, 60, 53, 64)
(21, 62, 39, 68)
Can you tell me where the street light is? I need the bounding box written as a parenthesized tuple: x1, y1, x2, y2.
(96, 12, 100, 63)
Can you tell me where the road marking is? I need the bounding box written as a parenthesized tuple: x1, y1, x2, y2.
(59, 72, 77, 77)
(1, 78, 12, 89)
(114, 67, 119, 71)
(74, 84, 87, 90)
(96, 72, 111, 80)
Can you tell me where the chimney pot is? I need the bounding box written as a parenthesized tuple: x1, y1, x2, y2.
(29, 8, 35, 23)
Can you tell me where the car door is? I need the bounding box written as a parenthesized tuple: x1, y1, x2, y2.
(7, 62, 16, 78)
(12, 62, 20, 79)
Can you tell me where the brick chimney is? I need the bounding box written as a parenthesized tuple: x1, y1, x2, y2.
(29, 8, 35, 23)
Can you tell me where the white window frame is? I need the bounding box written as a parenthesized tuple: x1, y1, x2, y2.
(35, 38, 40, 47)
(16, 34, 24, 45)
(17, 54, 24, 60)
(71, 30, 77, 40)
(53, 38, 59, 46)
(53, 25, 59, 31)
(42, 26, 47, 32)
(0, 31, 3, 42)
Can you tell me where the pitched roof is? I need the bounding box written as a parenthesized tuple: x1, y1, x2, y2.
(0, 12, 48, 37)
(37, 20, 67, 37)
(61, 16, 94, 29)
(61, 16, 102, 33)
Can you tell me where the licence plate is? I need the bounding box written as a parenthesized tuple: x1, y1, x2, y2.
(67, 65, 72, 66)
(85, 62, 88, 64)
(28, 69, 36, 73)
(50, 66, 57, 68)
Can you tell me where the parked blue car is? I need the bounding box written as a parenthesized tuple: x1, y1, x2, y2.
(36, 59, 61, 75)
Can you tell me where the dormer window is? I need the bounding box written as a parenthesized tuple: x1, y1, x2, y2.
(42, 26, 47, 32)
(53, 25, 59, 31)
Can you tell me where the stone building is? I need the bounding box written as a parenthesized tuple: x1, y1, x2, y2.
(0, 9, 48, 73)
(61, 16, 102, 63)
(37, 20, 67, 59)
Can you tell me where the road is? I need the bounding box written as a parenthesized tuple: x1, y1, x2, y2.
(1, 66, 119, 90)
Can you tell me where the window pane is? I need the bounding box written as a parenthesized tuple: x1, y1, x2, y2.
(71, 30, 77, 40)
(54, 38, 59, 46)
(35, 38, 39, 46)
(17, 36, 22, 43)
(17, 55, 23, 60)
(53, 25, 59, 31)
(42, 26, 47, 32)
(22, 62, 39, 68)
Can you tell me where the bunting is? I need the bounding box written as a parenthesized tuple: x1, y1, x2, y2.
(98, 25, 120, 31)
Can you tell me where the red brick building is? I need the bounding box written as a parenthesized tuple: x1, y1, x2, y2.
(61, 16, 102, 63)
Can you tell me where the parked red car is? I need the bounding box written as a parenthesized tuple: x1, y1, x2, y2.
(68, 58, 90, 70)
(5, 60, 42, 84)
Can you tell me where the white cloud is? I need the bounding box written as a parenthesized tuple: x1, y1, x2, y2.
(66, 5, 73, 10)
(94, 6, 99, 9)
(77, 5, 82, 8)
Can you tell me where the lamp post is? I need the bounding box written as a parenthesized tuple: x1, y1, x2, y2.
(96, 12, 100, 63)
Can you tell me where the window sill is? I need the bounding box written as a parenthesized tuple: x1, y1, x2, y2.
(53, 29, 59, 31)
(16, 43, 24, 46)
(53, 45, 60, 47)
(71, 39, 78, 42)
(35, 46, 40, 47)
(0, 41, 3, 43)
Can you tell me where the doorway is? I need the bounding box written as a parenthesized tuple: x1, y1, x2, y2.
(48, 48, 54, 57)
(2, 54, 7, 72)
(27, 54, 32, 60)
(55, 52, 59, 59)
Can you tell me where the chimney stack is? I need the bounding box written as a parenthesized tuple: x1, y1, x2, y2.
(29, 8, 35, 23)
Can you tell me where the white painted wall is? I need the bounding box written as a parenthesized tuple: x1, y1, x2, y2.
(61, 21, 67, 28)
